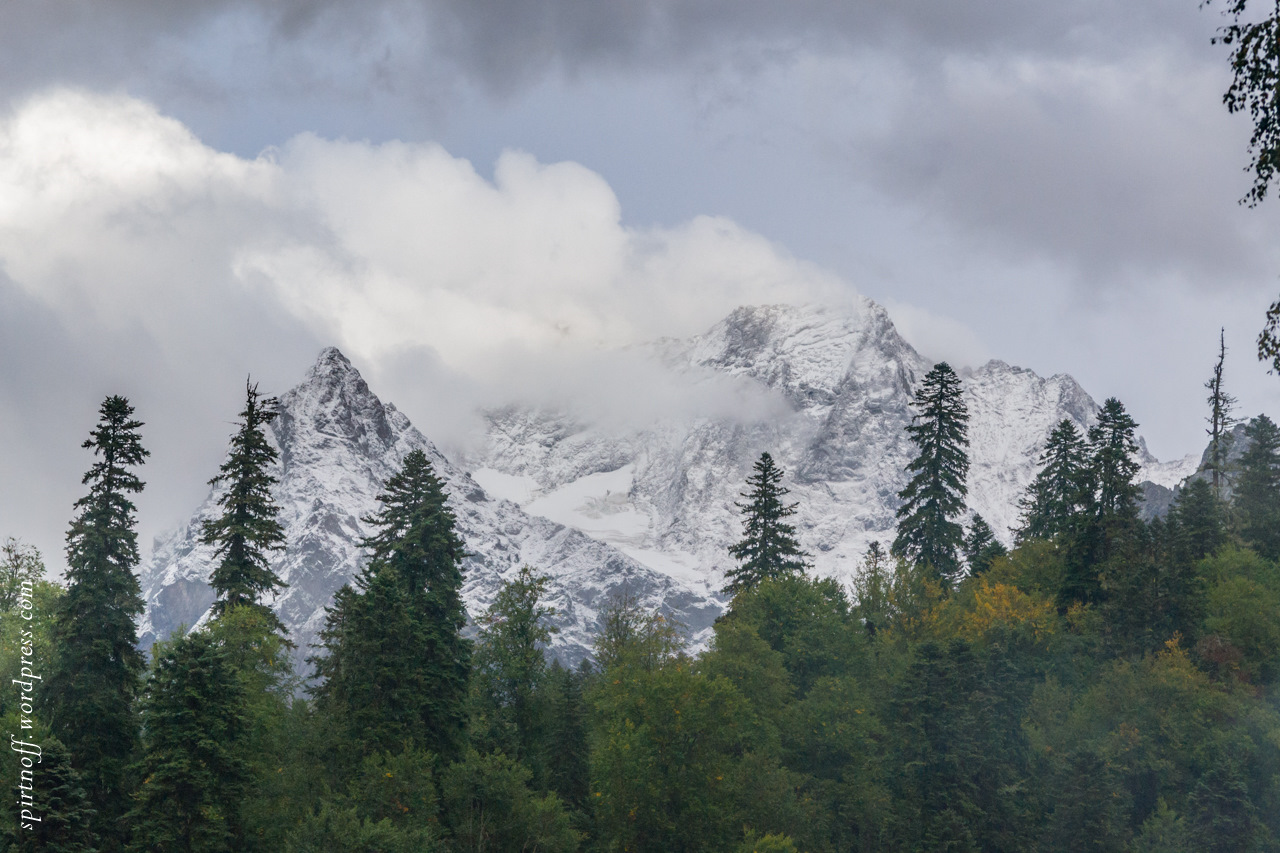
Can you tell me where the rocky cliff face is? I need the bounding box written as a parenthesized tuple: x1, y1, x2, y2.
(137, 348, 721, 670)
(140, 301, 1197, 665)
(465, 302, 1195, 590)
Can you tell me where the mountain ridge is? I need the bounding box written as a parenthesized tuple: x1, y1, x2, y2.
(140, 300, 1198, 663)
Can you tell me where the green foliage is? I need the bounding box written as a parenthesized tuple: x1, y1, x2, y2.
(45, 395, 148, 847)
(1059, 397, 1142, 609)
(736, 831, 798, 853)
(963, 513, 1007, 576)
(440, 750, 578, 853)
(723, 574, 861, 696)
(1208, 0, 1280, 208)
(285, 746, 444, 853)
(540, 662, 591, 820)
(1171, 477, 1227, 564)
(201, 380, 288, 631)
(311, 449, 471, 763)
(725, 452, 810, 597)
(0, 539, 44, 613)
(892, 362, 970, 586)
(1235, 415, 1280, 560)
(1131, 800, 1195, 853)
(1203, 571, 1280, 683)
(127, 630, 250, 853)
(7, 738, 98, 853)
(592, 591, 684, 673)
(203, 605, 308, 851)
(471, 566, 556, 773)
(886, 639, 1033, 851)
(1017, 419, 1090, 544)
(590, 659, 755, 852)
(285, 800, 444, 853)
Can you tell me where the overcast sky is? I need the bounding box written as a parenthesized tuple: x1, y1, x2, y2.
(3, 0, 1279, 573)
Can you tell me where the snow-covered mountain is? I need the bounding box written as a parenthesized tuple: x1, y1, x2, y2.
(137, 348, 721, 669)
(465, 301, 1196, 589)
(140, 301, 1197, 665)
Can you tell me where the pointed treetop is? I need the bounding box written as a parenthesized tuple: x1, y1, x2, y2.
(725, 451, 810, 597)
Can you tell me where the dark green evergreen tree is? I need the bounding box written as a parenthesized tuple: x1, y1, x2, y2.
(1234, 414, 1280, 560)
(311, 449, 471, 762)
(541, 662, 590, 818)
(44, 395, 148, 849)
(1059, 398, 1141, 608)
(963, 514, 1008, 577)
(725, 452, 809, 597)
(1089, 398, 1142, 526)
(892, 362, 970, 586)
(1171, 478, 1226, 563)
(201, 379, 287, 632)
(12, 738, 98, 853)
(127, 631, 250, 853)
(1205, 329, 1239, 500)
(1017, 419, 1090, 543)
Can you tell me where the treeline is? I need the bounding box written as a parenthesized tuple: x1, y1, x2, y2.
(1, 355, 1279, 851)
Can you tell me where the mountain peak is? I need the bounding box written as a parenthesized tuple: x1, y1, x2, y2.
(307, 346, 358, 382)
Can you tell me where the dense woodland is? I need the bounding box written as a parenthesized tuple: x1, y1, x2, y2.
(2, 355, 1280, 853)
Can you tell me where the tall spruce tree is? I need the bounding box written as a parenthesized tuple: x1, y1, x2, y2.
(1205, 329, 1239, 500)
(1089, 398, 1142, 525)
(201, 379, 287, 632)
(1058, 398, 1141, 607)
(44, 395, 148, 849)
(892, 362, 970, 586)
(127, 631, 250, 853)
(1016, 419, 1089, 543)
(725, 452, 810, 597)
(311, 449, 471, 762)
(1234, 414, 1280, 560)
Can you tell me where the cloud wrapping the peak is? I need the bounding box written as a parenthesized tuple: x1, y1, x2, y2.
(0, 89, 855, 569)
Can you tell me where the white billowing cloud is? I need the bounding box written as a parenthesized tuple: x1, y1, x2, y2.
(238, 135, 847, 374)
(0, 89, 852, 568)
(0, 89, 845, 375)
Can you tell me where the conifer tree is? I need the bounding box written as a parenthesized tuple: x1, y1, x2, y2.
(127, 631, 250, 853)
(725, 452, 809, 597)
(892, 362, 970, 586)
(1204, 329, 1239, 500)
(1089, 397, 1142, 525)
(1234, 414, 1280, 560)
(1016, 419, 1089, 543)
(1059, 397, 1141, 607)
(201, 379, 287, 632)
(1171, 478, 1226, 563)
(311, 449, 471, 762)
(44, 395, 148, 848)
(15, 738, 98, 853)
(963, 514, 1008, 577)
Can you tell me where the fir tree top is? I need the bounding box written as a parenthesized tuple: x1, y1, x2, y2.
(66, 395, 149, 578)
(1016, 419, 1089, 543)
(1088, 397, 1141, 521)
(725, 451, 809, 597)
(361, 448, 468, 615)
(201, 379, 288, 628)
(892, 362, 970, 584)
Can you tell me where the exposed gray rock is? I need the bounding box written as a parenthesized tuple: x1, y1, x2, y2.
(138, 348, 721, 672)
